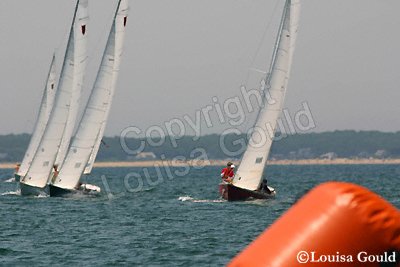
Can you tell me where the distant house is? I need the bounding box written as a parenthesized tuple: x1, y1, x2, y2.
(374, 150, 389, 159)
(319, 152, 337, 160)
(133, 152, 157, 161)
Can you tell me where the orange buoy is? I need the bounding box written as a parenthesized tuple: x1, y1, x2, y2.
(228, 182, 400, 267)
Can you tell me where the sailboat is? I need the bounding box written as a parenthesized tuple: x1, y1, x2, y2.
(14, 55, 57, 183)
(82, 0, 129, 178)
(20, 0, 89, 196)
(49, 0, 129, 197)
(219, 0, 300, 201)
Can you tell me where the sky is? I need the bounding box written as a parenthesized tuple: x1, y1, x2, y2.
(0, 0, 399, 137)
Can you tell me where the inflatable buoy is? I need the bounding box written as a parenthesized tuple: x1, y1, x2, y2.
(228, 182, 400, 267)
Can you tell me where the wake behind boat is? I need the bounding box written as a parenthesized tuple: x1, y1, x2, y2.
(219, 0, 300, 201)
(4, 177, 16, 183)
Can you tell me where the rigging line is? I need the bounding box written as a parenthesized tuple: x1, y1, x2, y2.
(54, 29, 69, 61)
(79, 1, 119, 121)
(248, 0, 281, 72)
(54, 2, 73, 58)
(241, 0, 281, 134)
(241, 0, 289, 154)
(251, 0, 288, 133)
(87, 1, 119, 66)
(55, 0, 80, 65)
(76, 1, 119, 134)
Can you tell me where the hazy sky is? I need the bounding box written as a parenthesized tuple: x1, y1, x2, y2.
(0, 0, 399, 136)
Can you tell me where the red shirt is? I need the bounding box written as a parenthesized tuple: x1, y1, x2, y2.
(221, 167, 234, 179)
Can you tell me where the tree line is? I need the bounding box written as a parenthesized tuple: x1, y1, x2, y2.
(1, 130, 400, 162)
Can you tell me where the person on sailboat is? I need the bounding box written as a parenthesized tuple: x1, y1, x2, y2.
(259, 179, 273, 194)
(52, 164, 59, 180)
(74, 181, 83, 190)
(15, 163, 20, 174)
(221, 162, 235, 183)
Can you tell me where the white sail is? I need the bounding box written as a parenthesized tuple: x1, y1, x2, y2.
(83, 121, 106, 175)
(17, 55, 57, 177)
(53, 0, 129, 190)
(21, 0, 89, 189)
(55, 0, 90, 167)
(233, 0, 300, 191)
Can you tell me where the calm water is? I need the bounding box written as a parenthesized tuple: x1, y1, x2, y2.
(0, 165, 399, 266)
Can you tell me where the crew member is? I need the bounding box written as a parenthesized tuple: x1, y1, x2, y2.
(51, 164, 59, 183)
(15, 163, 21, 174)
(221, 162, 235, 183)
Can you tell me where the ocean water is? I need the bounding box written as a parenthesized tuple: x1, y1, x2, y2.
(0, 165, 399, 266)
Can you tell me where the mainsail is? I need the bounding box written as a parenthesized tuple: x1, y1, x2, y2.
(17, 55, 57, 177)
(233, 0, 300, 191)
(20, 0, 89, 189)
(52, 0, 129, 190)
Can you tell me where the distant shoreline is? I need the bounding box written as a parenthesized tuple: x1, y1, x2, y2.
(1, 158, 399, 169)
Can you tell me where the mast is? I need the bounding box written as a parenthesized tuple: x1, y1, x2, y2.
(52, 0, 129, 190)
(20, 0, 89, 190)
(233, 0, 300, 191)
(17, 55, 57, 177)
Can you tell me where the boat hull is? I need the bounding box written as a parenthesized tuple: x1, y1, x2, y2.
(219, 183, 275, 201)
(49, 184, 101, 197)
(20, 182, 49, 196)
(49, 185, 74, 197)
(14, 174, 21, 182)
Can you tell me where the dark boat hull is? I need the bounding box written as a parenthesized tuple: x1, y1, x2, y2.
(49, 185, 75, 197)
(219, 183, 275, 201)
(20, 182, 49, 196)
(14, 174, 21, 183)
(49, 184, 101, 197)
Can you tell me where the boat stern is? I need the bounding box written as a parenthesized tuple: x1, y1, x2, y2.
(219, 183, 275, 201)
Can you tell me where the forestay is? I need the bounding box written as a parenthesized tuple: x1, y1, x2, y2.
(53, 0, 129, 190)
(233, 0, 300, 191)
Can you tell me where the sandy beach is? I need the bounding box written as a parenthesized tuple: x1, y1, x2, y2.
(1, 158, 399, 170)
